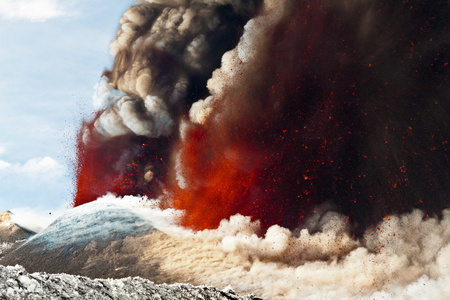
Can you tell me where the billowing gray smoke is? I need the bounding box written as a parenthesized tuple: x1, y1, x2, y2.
(91, 0, 260, 139)
(76, 0, 449, 229)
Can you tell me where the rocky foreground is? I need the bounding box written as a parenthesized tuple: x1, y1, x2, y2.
(0, 265, 261, 300)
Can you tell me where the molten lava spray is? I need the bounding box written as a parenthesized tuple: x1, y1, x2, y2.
(75, 0, 449, 235)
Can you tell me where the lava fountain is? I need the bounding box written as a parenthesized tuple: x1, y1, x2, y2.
(74, 0, 449, 234)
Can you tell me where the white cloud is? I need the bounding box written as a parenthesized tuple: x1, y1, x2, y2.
(0, 160, 11, 170)
(20, 157, 64, 177)
(0, 156, 64, 180)
(10, 206, 66, 232)
(0, 0, 70, 22)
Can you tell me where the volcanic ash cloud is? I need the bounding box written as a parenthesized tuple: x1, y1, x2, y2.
(75, 0, 449, 242)
(167, 0, 450, 231)
(90, 0, 260, 139)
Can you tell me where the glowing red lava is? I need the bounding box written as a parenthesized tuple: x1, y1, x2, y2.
(164, 4, 361, 231)
(74, 119, 170, 207)
(73, 1, 449, 233)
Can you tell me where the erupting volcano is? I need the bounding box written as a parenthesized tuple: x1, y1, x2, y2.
(74, 0, 449, 234)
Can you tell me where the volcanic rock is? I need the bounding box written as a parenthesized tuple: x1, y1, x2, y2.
(0, 265, 261, 300)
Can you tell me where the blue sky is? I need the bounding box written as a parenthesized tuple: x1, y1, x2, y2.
(0, 0, 134, 219)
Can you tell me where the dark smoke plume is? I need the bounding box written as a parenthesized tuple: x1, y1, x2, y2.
(74, 0, 449, 234)
(75, 0, 261, 206)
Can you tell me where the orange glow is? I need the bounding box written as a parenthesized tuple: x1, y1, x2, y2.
(169, 129, 258, 230)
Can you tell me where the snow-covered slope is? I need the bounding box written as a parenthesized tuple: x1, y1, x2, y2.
(0, 198, 165, 280)
(0, 265, 260, 300)
(21, 199, 155, 251)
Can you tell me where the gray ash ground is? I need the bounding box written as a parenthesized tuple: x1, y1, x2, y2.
(0, 265, 260, 300)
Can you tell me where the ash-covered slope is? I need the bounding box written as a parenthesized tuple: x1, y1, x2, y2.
(0, 265, 260, 300)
